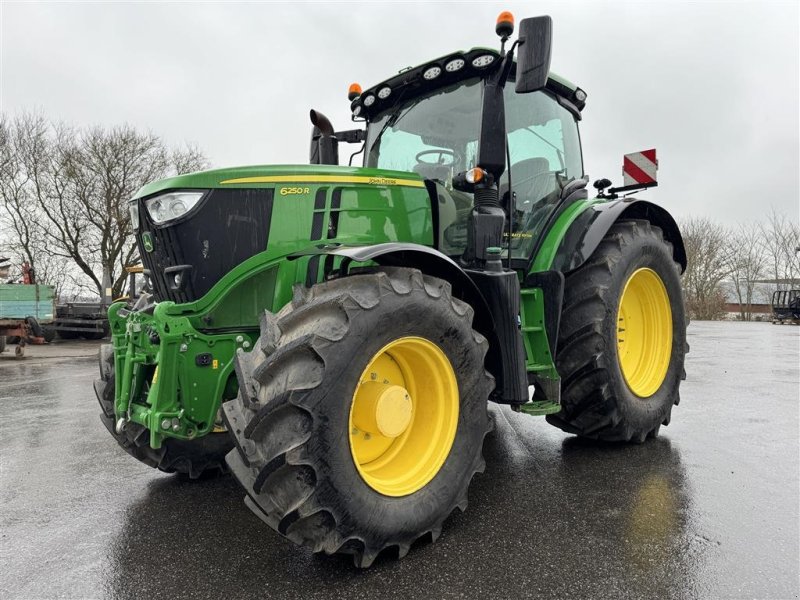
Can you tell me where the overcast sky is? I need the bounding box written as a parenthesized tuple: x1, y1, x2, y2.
(1, 1, 798, 224)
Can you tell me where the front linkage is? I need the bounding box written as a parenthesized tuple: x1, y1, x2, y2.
(106, 300, 250, 450)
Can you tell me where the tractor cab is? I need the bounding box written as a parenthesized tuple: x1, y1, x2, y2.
(314, 24, 588, 270)
(359, 61, 584, 262)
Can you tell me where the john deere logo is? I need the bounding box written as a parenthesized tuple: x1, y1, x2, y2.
(280, 186, 310, 196)
(367, 177, 397, 185)
(142, 231, 154, 253)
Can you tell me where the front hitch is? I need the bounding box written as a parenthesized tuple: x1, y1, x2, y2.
(107, 300, 253, 449)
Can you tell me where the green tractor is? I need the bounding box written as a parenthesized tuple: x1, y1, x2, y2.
(94, 13, 687, 566)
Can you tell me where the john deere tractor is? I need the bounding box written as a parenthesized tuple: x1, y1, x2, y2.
(94, 13, 687, 566)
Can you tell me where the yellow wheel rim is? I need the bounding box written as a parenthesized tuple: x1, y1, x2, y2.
(617, 268, 673, 398)
(349, 336, 459, 497)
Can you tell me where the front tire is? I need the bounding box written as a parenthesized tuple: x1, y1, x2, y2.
(546, 219, 687, 442)
(223, 268, 494, 567)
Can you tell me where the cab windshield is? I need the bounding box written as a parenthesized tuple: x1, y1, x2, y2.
(365, 76, 583, 259)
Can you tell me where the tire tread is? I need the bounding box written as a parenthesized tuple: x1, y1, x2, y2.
(224, 268, 494, 566)
(546, 219, 688, 442)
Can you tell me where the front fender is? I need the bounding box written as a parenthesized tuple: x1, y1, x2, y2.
(551, 199, 687, 274)
(289, 242, 512, 395)
(290, 242, 496, 333)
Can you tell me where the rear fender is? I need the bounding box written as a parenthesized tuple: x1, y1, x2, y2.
(552, 199, 687, 274)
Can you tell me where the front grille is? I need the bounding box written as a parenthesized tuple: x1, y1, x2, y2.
(138, 188, 275, 303)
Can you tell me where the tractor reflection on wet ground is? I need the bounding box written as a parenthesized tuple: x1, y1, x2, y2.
(1, 321, 798, 599)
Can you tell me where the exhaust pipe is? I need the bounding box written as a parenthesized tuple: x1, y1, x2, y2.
(309, 110, 339, 166)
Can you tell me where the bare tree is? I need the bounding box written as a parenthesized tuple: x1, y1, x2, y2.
(680, 216, 732, 320)
(0, 113, 73, 294)
(725, 222, 768, 321)
(0, 112, 208, 299)
(760, 208, 800, 289)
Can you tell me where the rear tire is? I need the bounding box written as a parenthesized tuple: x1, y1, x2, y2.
(223, 268, 494, 567)
(546, 219, 687, 442)
(94, 345, 231, 478)
(0, 336, 6, 353)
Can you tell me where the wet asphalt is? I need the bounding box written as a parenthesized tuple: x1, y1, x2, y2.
(1, 321, 798, 600)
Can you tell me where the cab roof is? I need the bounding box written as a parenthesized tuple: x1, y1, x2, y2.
(352, 47, 586, 121)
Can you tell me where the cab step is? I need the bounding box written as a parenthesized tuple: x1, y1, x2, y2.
(516, 400, 561, 416)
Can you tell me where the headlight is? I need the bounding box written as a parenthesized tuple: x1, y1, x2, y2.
(128, 201, 140, 230)
(471, 54, 495, 68)
(423, 65, 442, 80)
(144, 191, 204, 224)
(445, 58, 465, 72)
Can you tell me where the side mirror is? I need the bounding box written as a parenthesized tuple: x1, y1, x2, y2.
(515, 16, 552, 94)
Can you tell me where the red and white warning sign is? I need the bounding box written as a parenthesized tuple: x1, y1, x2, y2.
(622, 148, 658, 187)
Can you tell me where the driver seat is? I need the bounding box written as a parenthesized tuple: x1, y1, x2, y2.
(500, 157, 556, 212)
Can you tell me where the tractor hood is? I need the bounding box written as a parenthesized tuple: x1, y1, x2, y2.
(133, 164, 425, 199)
(131, 164, 433, 305)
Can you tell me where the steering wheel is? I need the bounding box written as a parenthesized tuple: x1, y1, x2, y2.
(415, 149, 456, 166)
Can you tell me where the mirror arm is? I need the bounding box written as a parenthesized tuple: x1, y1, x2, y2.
(497, 41, 519, 89)
(334, 129, 366, 144)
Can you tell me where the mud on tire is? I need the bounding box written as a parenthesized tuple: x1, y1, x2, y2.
(94, 345, 231, 479)
(223, 268, 494, 567)
(546, 219, 688, 442)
